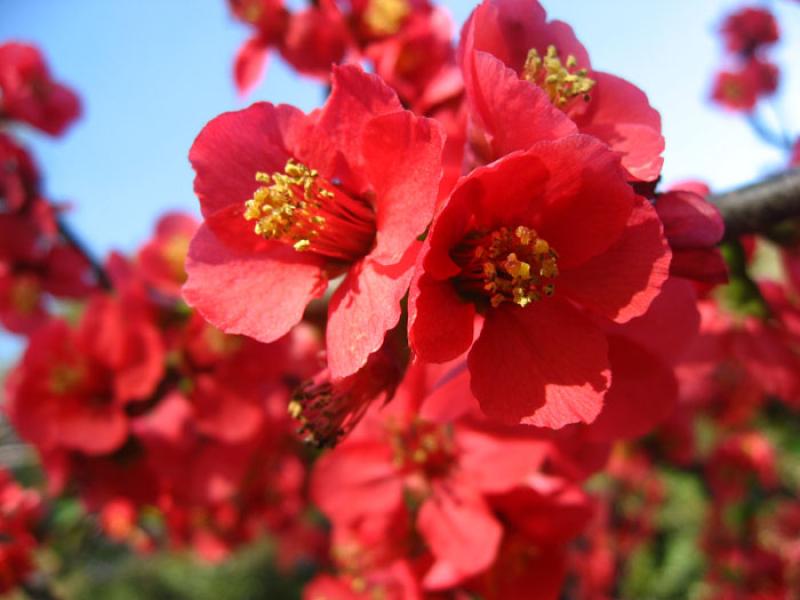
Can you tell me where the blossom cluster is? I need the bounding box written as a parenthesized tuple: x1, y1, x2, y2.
(2, 0, 800, 597)
(711, 5, 781, 112)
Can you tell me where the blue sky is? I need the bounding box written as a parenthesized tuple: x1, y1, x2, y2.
(1, 0, 799, 362)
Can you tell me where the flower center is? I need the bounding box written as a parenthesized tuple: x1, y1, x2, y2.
(10, 276, 40, 314)
(244, 159, 376, 263)
(452, 225, 559, 308)
(162, 234, 190, 283)
(50, 363, 84, 395)
(364, 0, 411, 36)
(522, 45, 595, 109)
(390, 420, 455, 479)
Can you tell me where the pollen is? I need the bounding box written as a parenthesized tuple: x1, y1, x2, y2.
(9, 277, 40, 315)
(454, 225, 559, 309)
(364, 0, 411, 36)
(523, 45, 596, 108)
(244, 159, 332, 251)
(50, 363, 84, 395)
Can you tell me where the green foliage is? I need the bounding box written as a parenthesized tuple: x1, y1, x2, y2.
(620, 471, 708, 599)
(63, 543, 305, 600)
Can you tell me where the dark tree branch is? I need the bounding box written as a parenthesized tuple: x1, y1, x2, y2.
(709, 168, 800, 239)
(57, 218, 112, 290)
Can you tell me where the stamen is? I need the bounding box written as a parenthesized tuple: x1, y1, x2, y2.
(244, 159, 376, 262)
(244, 159, 331, 251)
(522, 45, 596, 108)
(364, 0, 411, 36)
(389, 420, 455, 478)
(289, 380, 369, 449)
(50, 363, 84, 395)
(452, 225, 559, 308)
(9, 277, 40, 315)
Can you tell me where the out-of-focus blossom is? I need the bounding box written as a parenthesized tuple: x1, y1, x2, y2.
(0, 42, 81, 136)
(721, 6, 779, 56)
(0, 468, 42, 595)
(711, 59, 779, 112)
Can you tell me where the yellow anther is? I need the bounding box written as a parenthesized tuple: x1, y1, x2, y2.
(461, 226, 559, 308)
(364, 0, 411, 36)
(523, 45, 596, 108)
(10, 278, 40, 314)
(243, 159, 328, 250)
(50, 364, 83, 395)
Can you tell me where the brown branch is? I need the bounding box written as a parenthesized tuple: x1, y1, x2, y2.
(710, 168, 800, 240)
(57, 218, 112, 290)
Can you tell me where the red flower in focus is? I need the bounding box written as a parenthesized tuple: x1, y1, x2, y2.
(459, 0, 664, 182)
(721, 7, 779, 56)
(409, 135, 670, 427)
(712, 59, 779, 112)
(0, 42, 81, 136)
(136, 212, 198, 299)
(183, 65, 445, 379)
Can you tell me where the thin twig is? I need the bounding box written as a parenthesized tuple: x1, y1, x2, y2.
(56, 218, 112, 290)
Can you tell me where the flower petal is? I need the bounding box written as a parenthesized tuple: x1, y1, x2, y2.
(468, 299, 610, 427)
(363, 111, 445, 266)
(557, 198, 670, 323)
(327, 248, 417, 379)
(183, 224, 327, 343)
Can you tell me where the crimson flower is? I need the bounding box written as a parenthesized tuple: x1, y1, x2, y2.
(0, 42, 81, 136)
(711, 58, 779, 112)
(183, 64, 444, 379)
(0, 134, 38, 213)
(136, 212, 198, 299)
(459, 0, 664, 182)
(5, 292, 165, 455)
(0, 468, 41, 595)
(655, 182, 728, 285)
(721, 6, 779, 56)
(408, 135, 670, 427)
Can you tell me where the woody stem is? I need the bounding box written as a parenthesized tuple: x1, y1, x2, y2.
(710, 167, 800, 240)
(57, 217, 112, 290)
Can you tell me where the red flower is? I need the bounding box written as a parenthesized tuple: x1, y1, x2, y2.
(0, 42, 81, 136)
(0, 203, 96, 334)
(5, 292, 165, 455)
(711, 59, 779, 112)
(183, 65, 445, 378)
(0, 468, 42, 595)
(228, 0, 290, 95)
(136, 212, 198, 299)
(459, 0, 664, 182)
(277, 7, 350, 81)
(408, 135, 670, 427)
(655, 183, 728, 285)
(0, 134, 39, 213)
(313, 360, 594, 593)
(721, 7, 779, 56)
(367, 7, 463, 113)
